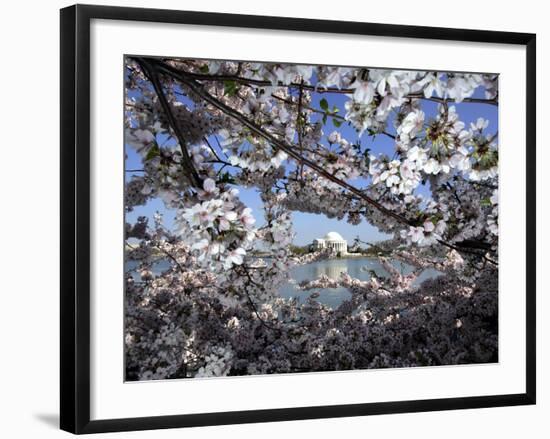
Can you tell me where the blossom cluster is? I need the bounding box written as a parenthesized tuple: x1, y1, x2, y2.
(177, 179, 257, 273)
(124, 58, 499, 380)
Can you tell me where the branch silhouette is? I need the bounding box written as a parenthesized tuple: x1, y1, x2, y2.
(133, 57, 496, 263)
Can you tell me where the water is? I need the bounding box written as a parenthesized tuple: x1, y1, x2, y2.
(126, 257, 441, 309)
(279, 257, 441, 308)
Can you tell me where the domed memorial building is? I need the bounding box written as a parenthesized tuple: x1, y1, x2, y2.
(312, 232, 348, 254)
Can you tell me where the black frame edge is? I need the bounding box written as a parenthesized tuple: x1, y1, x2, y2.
(77, 394, 532, 434)
(525, 34, 536, 404)
(60, 4, 537, 435)
(61, 4, 93, 434)
(74, 3, 534, 44)
(60, 4, 77, 434)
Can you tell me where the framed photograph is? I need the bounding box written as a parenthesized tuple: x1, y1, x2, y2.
(60, 4, 536, 434)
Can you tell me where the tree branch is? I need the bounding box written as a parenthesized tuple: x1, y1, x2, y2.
(157, 62, 498, 105)
(141, 57, 497, 263)
(134, 57, 203, 188)
(151, 59, 410, 226)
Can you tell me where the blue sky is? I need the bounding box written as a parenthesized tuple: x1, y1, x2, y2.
(126, 69, 497, 246)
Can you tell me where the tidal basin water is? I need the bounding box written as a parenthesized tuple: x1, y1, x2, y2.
(128, 257, 440, 309)
(279, 257, 441, 308)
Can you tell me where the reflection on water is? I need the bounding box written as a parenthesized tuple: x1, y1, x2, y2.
(126, 257, 441, 310)
(279, 257, 441, 309)
(311, 260, 349, 279)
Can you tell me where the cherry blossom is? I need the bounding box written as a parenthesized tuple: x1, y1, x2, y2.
(124, 57, 499, 380)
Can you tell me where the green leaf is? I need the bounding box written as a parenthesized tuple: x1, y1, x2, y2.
(218, 172, 236, 185)
(223, 80, 239, 97)
(322, 114, 327, 125)
(145, 145, 160, 161)
(363, 149, 371, 168)
(319, 98, 329, 111)
(332, 118, 342, 128)
(199, 64, 209, 74)
(332, 105, 339, 114)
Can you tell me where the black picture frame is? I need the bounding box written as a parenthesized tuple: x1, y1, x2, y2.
(60, 4, 536, 434)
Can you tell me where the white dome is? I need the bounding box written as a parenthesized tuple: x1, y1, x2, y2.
(323, 231, 345, 242)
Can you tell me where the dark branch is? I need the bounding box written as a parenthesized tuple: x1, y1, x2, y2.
(157, 63, 498, 106)
(134, 57, 202, 188)
(151, 59, 410, 226)
(141, 57, 497, 264)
